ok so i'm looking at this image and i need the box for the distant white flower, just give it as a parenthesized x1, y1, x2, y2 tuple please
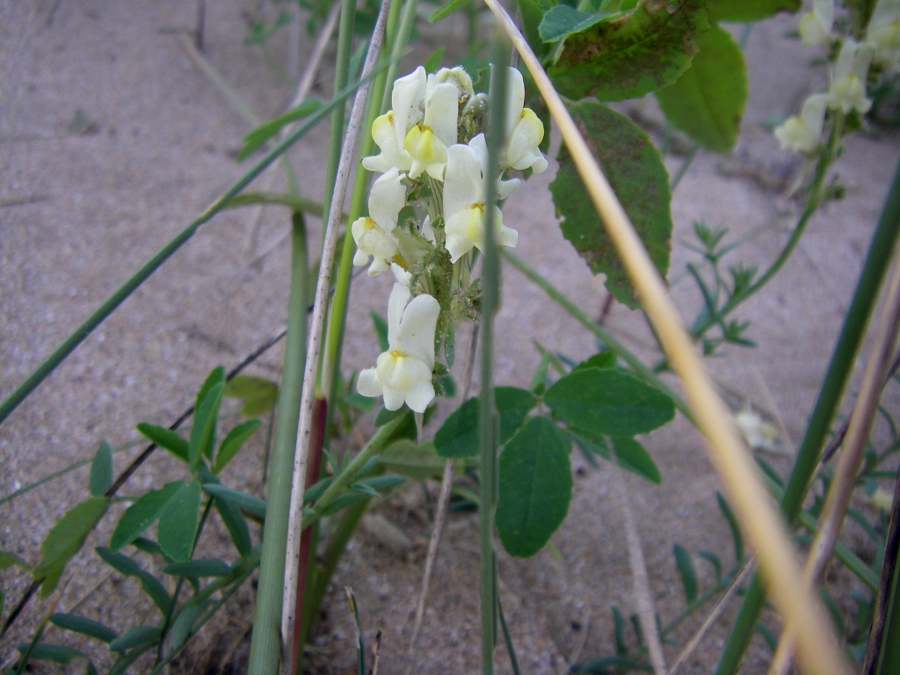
(357, 282, 440, 412)
(362, 67, 427, 174)
(501, 67, 548, 173)
(828, 39, 875, 114)
(799, 0, 835, 47)
(867, 0, 900, 68)
(443, 140, 518, 263)
(352, 168, 406, 276)
(734, 408, 779, 452)
(404, 81, 460, 180)
(774, 93, 829, 153)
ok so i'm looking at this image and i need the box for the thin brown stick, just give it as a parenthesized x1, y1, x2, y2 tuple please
(404, 323, 479, 675)
(482, 3, 849, 672)
(280, 1, 392, 670)
(768, 254, 900, 675)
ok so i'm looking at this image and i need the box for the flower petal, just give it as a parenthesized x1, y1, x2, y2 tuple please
(425, 82, 460, 148)
(387, 282, 411, 348)
(405, 381, 436, 413)
(397, 294, 440, 367)
(369, 168, 406, 229)
(443, 143, 483, 217)
(357, 368, 383, 397)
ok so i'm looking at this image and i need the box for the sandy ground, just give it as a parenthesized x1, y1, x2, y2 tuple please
(2, 0, 899, 673)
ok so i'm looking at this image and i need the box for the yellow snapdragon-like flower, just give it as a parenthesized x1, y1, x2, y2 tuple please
(828, 39, 875, 114)
(501, 67, 548, 173)
(404, 81, 459, 180)
(362, 67, 427, 174)
(351, 168, 406, 276)
(799, 0, 834, 47)
(774, 94, 829, 154)
(867, 0, 900, 68)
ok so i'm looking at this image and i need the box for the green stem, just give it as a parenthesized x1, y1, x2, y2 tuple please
(501, 249, 692, 419)
(670, 144, 699, 191)
(0, 72, 379, 427)
(382, 0, 420, 108)
(715, 154, 900, 675)
(247, 214, 308, 675)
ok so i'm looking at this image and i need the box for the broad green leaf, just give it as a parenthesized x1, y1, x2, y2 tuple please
(108, 625, 161, 653)
(518, 0, 555, 59)
(707, 0, 801, 23)
(50, 613, 118, 643)
(0, 551, 29, 571)
(34, 497, 109, 598)
(89, 441, 113, 497)
(170, 603, 204, 650)
(545, 368, 675, 437)
(157, 480, 202, 562)
(237, 99, 322, 160)
(110, 481, 184, 552)
(430, 0, 470, 23)
(435, 387, 536, 458)
(381, 440, 446, 480)
(223, 375, 279, 416)
(162, 559, 231, 577)
(550, 102, 672, 308)
(548, 0, 709, 102)
(539, 6, 615, 43)
(214, 419, 262, 473)
(497, 417, 573, 557)
(673, 544, 698, 604)
(95, 547, 171, 614)
(190, 382, 224, 467)
(202, 483, 267, 518)
(655, 26, 747, 153)
(136, 423, 189, 463)
(572, 352, 617, 372)
(16, 643, 97, 674)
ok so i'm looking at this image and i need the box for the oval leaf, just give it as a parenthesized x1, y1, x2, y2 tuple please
(162, 559, 231, 577)
(202, 483, 267, 518)
(190, 382, 224, 467)
(548, 0, 709, 102)
(89, 441, 113, 497)
(110, 481, 184, 552)
(550, 102, 672, 308)
(108, 625, 161, 654)
(215, 419, 262, 473)
(497, 416, 573, 558)
(545, 368, 675, 437)
(136, 423, 189, 463)
(95, 547, 171, 615)
(655, 25, 748, 153)
(435, 387, 536, 458)
(609, 436, 662, 484)
(539, 6, 615, 43)
(157, 480, 202, 563)
(170, 603, 204, 650)
(50, 613, 118, 643)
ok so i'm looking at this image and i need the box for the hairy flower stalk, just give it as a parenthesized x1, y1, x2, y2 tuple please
(353, 64, 546, 412)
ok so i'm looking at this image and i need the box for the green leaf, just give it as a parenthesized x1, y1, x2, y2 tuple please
(320, 492, 369, 516)
(237, 99, 322, 160)
(50, 613, 118, 643)
(95, 547, 171, 614)
(716, 492, 743, 562)
(655, 26, 747, 153)
(374, 405, 406, 428)
(497, 417, 573, 557)
(572, 352, 617, 372)
(370, 310, 389, 352)
(162, 559, 231, 577)
(435, 387, 536, 458)
(673, 544, 698, 604)
(108, 625, 161, 653)
(224, 375, 279, 416)
(170, 603, 204, 650)
(517, 0, 556, 60)
(548, 0, 709, 102)
(380, 440, 446, 480)
(609, 436, 662, 484)
(202, 483, 267, 518)
(16, 643, 96, 673)
(545, 368, 675, 437)
(429, 0, 470, 23)
(707, 0, 800, 23)
(354, 475, 406, 494)
(89, 441, 113, 497)
(157, 480, 202, 562)
(34, 496, 109, 598)
(136, 423, 189, 463)
(190, 382, 224, 467)
(0, 551, 29, 571)
(423, 47, 446, 74)
(110, 481, 184, 552)
(550, 102, 673, 308)
(214, 419, 262, 473)
(539, 6, 615, 43)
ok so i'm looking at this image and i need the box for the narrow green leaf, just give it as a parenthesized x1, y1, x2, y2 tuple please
(108, 625, 161, 653)
(89, 441, 113, 497)
(354, 475, 406, 493)
(655, 26, 747, 153)
(673, 545, 698, 604)
(545, 368, 675, 437)
(157, 480, 202, 563)
(319, 491, 369, 516)
(548, 0, 709, 101)
(214, 419, 262, 473)
(497, 417, 573, 558)
(304, 477, 334, 505)
(0, 588, 4, 618)
(716, 491, 744, 563)
(609, 436, 662, 484)
(237, 99, 322, 160)
(707, 0, 800, 23)
(381, 440, 446, 480)
(698, 550, 722, 584)
(550, 102, 673, 308)
(50, 613, 118, 643)
(170, 603, 204, 650)
(33, 496, 109, 598)
(223, 374, 279, 416)
(429, 0, 470, 23)
(190, 382, 224, 467)
(110, 481, 184, 552)
(162, 559, 231, 577)
(202, 484, 267, 518)
(423, 47, 446, 74)
(0, 551, 29, 571)
(95, 547, 171, 615)
(370, 310, 389, 352)
(435, 387, 536, 458)
(215, 497, 252, 556)
(539, 6, 614, 43)
(136, 423, 189, 463)
(16, 643, 95, 672)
